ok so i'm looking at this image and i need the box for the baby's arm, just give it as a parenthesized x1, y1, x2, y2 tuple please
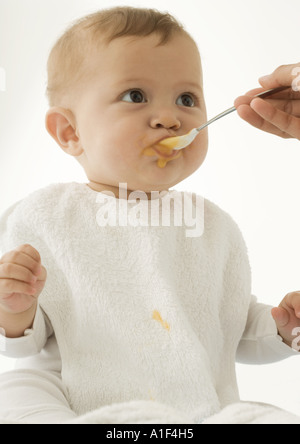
(0, 244, 47, 338)
(236, 295, 298, 364)
(271, 292, 300, 348)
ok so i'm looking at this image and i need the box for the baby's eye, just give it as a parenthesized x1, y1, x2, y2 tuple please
(121, 90, 147, 104)
(176, 94, 195, 107)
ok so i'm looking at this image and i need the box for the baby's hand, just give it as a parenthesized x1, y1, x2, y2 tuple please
(271, 292, 300, 349)
(0, 244, 46, 315)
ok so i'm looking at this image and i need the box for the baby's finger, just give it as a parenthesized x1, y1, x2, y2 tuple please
(0, 263, 38, 285)
(0, 278, 36, 297)
(283, 292, 300, 318)
(36, 265, 47, 283)
(1, 250, 42, 277)
(271, 306, 290, 328)
(250, 98, 300, 140)
(15, 244, 41, 263)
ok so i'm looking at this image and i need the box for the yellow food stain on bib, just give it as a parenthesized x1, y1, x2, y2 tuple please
(148, 390, 155, 401)
(152, 310, 170, 331)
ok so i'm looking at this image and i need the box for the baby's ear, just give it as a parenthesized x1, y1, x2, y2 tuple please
(45, 107, 83, 156)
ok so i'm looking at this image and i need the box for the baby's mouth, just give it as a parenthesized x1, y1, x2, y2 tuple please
(141, 134, 184, 168)
(142, 144, 182, 169)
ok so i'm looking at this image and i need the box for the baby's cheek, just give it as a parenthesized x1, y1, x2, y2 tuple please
(111, 146, 138, 172)
(188, 139, 208, 169)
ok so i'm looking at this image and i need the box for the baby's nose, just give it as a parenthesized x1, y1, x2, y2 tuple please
(150, 110, 181, 131)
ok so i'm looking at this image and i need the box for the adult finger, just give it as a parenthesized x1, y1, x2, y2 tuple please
(234, 89, 273, 108)
(234, 88, 299, 109)
(236, 103, 292, 138)
(250, 98, 300, 140)
(259, 63, 300, 91)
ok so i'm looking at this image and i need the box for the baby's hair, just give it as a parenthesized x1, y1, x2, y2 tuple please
(46, 6, 193, 107)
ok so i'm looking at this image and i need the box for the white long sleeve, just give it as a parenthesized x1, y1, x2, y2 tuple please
(0, 305, 52, 359)
(237, 298, 298, 364)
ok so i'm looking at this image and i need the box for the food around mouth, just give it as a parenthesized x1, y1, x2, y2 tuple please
(142, 144, 182, 168)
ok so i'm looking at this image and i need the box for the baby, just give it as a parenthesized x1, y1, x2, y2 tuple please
(0, 6, 299, 425)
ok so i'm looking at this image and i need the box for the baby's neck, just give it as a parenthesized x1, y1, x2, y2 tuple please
(87, 181, 169, 201)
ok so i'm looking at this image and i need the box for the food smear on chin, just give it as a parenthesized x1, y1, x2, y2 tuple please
(142, 145, 182, 169)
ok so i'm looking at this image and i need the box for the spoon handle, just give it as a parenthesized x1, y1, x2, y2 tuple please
(196, 86, 290, 133)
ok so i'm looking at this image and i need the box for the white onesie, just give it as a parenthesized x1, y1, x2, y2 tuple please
(0, 183, 296, 423)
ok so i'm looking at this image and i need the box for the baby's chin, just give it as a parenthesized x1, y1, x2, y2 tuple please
(136, 142, 206, 191)
(134, 157, 190, 191)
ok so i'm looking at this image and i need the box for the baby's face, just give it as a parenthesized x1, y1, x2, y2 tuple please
(72, 33, 208, 194)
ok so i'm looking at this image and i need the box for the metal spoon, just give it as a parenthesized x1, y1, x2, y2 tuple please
(159, 86, 290, 151)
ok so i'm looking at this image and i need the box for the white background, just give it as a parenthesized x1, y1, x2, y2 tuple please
(1, 0, 300, 416)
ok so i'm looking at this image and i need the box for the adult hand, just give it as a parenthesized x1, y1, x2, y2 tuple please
(234, 63, 300, 140)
